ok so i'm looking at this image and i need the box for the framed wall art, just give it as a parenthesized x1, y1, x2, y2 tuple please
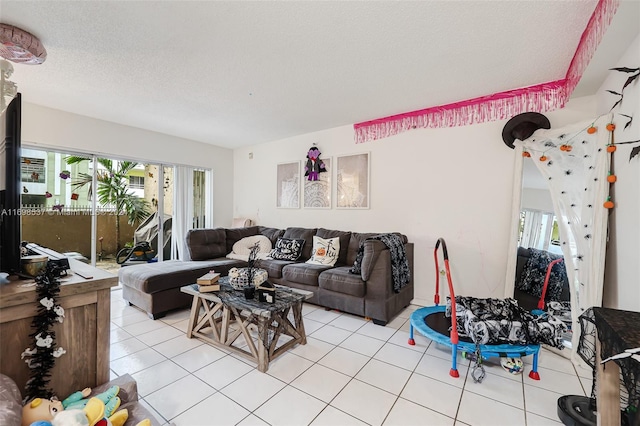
(336, 152, 369, 209)
(304, 157, 331, 209)
(276, 161, 300, 208)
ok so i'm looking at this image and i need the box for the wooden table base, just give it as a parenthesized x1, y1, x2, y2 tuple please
(185, 292, 307, 372)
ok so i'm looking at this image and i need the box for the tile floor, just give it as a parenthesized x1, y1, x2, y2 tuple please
(109, 289, 591, 426)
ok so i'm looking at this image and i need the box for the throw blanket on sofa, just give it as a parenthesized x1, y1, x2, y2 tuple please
(350, 233, 410, 293)
(445, 296, 567, 349)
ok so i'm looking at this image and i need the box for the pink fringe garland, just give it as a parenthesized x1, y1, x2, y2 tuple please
(565, 0, 619, 96)
(354, 0, 620, 143)
(354, 80, 568, 144)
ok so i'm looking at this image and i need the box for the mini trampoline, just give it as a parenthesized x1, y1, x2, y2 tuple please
(408, 238, 548, 381)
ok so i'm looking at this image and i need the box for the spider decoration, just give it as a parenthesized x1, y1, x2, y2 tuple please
(576, 255, 585, 261)
(564, 169, 573, 175)
(585, 234, 592, 240)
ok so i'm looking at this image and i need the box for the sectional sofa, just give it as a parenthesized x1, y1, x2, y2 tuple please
(119, 226, 414, 326)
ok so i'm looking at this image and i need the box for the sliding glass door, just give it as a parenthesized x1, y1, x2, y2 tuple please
(21, 148, 93, 261)
(20, 145, 211, 272)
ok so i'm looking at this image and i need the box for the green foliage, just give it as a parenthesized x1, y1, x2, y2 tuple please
(66, 157, 150, 225)
(66, 157, 151, 253)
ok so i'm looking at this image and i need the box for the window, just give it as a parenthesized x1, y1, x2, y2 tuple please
(129, 175, 145, 190)
(21, 157, 45, 183)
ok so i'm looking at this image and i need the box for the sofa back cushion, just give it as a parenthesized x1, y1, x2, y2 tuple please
(282, 227, 317, 260)
(347, 232, 379, 265)
(258, 226, 285, 246)
(187, 228, 227, 260)
(316, 228, 351, 266)
(225, 226, 260, 254)
(346, 232, 408, 265)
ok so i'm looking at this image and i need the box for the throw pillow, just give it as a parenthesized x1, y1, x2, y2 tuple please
(226, 235, 272, 261)
(269, 238, 305, 261)
(306, 236, 340, 266)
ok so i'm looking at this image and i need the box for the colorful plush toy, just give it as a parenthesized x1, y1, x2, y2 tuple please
(22, 386, 123, 426)
(50, 396, 136, 426)
(21, 397, 63, 426)
(304, 147, 327, 181)
(52, 396, 149, 426)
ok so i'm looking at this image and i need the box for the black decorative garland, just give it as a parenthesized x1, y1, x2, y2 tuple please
(22, 263, 66, 402)
(607, 66, 640, 161)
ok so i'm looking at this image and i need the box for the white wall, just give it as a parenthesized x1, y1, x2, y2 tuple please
(233, 97, 597, 305)
(599, 34, 640, 311)
(20, 102, 235, 227)
(521, 188, 554, 212)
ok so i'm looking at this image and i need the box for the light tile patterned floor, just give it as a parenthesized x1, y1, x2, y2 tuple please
(109, 289, 587, 426)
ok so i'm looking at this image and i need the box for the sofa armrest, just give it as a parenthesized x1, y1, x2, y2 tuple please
(360, 240, 386, 281)
(362, 242, 414, 323)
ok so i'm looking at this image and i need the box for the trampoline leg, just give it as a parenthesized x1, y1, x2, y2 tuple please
(450, 344, 460, 378)
(408, 324, 415, 346)
(529, 350, 541, 380)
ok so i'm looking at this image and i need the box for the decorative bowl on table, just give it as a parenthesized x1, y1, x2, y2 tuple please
(228, 267, 268, 290)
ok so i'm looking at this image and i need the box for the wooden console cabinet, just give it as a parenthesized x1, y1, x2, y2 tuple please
(0, 259, 117, 398)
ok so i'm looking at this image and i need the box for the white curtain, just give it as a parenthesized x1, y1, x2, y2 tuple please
(519, 115, 611, 360)
(520, 210, 543, 249)
(172, 166, 195, 261)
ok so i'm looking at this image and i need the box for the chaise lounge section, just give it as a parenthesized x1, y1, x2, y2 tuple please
(119, 226, 414, 325)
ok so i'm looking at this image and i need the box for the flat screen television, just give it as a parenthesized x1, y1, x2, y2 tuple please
(0, 93, 22, 274)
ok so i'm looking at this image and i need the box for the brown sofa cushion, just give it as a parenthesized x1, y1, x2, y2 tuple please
(258, 226, 285, 246)
(283, 227, 317, 260)
(225, 226, 260, 254)
(282, 263, 332, 287)
(347, 232, 378, 265)
(187, 228, 227, 260)
(255, 259, 294, 279)
(319, 267, 366, 297)
(119, 259, 243, 293)
(316, 228, 351, 266)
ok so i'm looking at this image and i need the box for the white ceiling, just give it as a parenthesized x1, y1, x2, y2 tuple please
(1, 1, 639, 149)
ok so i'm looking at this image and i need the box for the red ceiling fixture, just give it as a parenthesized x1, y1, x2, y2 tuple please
(0, 23, 47, 65)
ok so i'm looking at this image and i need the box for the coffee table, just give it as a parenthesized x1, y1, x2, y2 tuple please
(180, 277, 313, 372)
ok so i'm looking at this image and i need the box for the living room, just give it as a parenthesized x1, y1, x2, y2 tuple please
(1, 1, 639, 426)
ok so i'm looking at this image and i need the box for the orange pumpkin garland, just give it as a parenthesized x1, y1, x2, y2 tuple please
(606, 123, 616, 131)
(587, 126, 597, 134)
(607, 174, 617, 183)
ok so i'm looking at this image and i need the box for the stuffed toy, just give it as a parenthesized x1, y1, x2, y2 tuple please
(49, 396, 149, 426)
(22, 386, 122, 426)
(304, 147, 327, 181)
(21, 397, 63, 426)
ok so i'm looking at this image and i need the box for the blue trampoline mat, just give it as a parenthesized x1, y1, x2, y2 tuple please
(410, 305, 540, 358)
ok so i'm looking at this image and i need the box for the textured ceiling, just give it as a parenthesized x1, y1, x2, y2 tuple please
(1, 1, 638, 148)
